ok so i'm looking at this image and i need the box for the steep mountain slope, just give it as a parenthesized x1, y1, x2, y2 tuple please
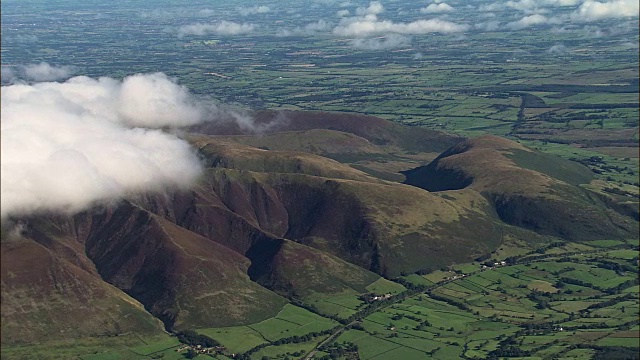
(259, 173, 502, 276)
(1, 220, 165, 344)
(154, 138, 503, 276)
(82, 202, 288, 330)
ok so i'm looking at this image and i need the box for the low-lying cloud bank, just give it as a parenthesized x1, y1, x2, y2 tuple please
(1, 62, 76, 84)
(420, 3, 455, 14)
(571, 0, 639, 21)
(350, 34, 411, 49)
(332, 1, 468, 38)
(1, 73, 207, 219)
(238, 5, 271, 16)
(480, 0, 638, 26)
(334, 18, 469, 36)
(277, 20, 331, 36)
(178, 21, 256, 37)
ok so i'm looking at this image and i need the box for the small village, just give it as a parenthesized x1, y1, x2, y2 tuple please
(176, 344, 227, 357)
(359, 293, 393, 303)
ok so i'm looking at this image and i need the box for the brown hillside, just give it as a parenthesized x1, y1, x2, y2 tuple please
(82, 202, 287, 330)
(129, 164, 502, 278)
(205, 129, 385, 157)
(192, 137, 381, 183)
(1, 224, 165, 344)
(190, 110, 464, 154)
(262, 174, 502, 276)
(249, 239, 380, 298)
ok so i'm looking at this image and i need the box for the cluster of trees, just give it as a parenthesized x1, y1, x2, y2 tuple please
(583, 345, 639, 360)
(487, 336, 563, 359)
(413, 319, 432, 331)
(487, 345, 529, 358)
(393, 278, 430, 293)
(559, 277, 602, 291)
(536, 110, 608, 124)
(427, 291, 470, 311)
(570, 156, 636, 175)
(593, 259, 637, 273)
(318, 341, 358, 360)
(527, 290, 564, 310)
(387, 311, 431, 331)
(175, 330, 219, 348)
(587, 294, 636, 311)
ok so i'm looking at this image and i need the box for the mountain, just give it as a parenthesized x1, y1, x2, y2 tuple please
(2, 111, 636, 349)
(190, 110, 464, 154)
(403, 135, 637, 240)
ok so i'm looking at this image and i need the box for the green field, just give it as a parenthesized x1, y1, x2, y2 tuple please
(197, 304, 339, 353)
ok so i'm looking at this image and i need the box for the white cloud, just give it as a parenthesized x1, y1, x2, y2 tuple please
(550, 0, 583, 5)
(198, 9, 216, 17)
(117, 73, 206, 128)
(478, 3, 503, 12)
(1, 62, 76, 84)
(420, 3, 455, 13)
(336, 9, 351, 17)
(621, 41, 639, 49)
(350, 34, 412, 49)
(1, 67, 17, 84)
(476, 0, 637, 30)
(178, 21, 256, 37)
(0, 73, 208, 219)
(547, 44, 568, 54)
(334, 18, 469, 36)
(507, 0, 584, 11)
(571, 0, 639, 21)
(356, 1, 384, 16)
(334, 1, 467, 37)
(505, 0, 545, 11)
(480, 0, 583, 14)
(506, 14, 558, 29)
(238, 5, 271, 16)
(475, 20, 502, 31)
(277, 20, 331, 36)
(21, 62, 75, 82)
(582, 25, 605, 36)
(304, 19, 331, 32)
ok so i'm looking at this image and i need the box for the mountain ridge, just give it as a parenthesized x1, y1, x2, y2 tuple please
(2, 111, 637, 346)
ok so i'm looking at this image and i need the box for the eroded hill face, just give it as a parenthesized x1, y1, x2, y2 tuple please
(2, 111, 637, 345)
(0, 216, 166, 344)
